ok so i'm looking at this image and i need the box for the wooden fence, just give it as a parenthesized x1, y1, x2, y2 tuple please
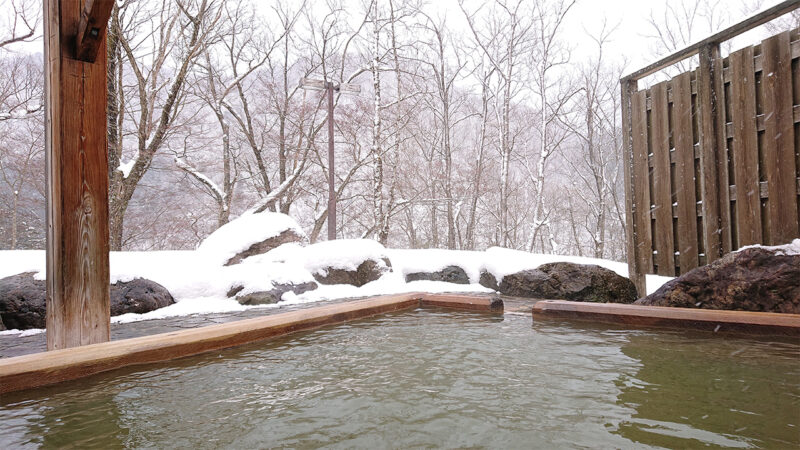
(621, 3, 800, 295)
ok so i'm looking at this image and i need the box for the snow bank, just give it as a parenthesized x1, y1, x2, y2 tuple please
(0, 250, 45, 279)
(0, 243, 674, 327)
(197, 212, 306, 265)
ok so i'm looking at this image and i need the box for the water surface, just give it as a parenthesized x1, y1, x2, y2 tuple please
(1, 309, 798, 448)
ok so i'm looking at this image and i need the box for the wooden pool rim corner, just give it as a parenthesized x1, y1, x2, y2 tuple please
(0, 292, 503, 394)
(532, 300, 800, 336)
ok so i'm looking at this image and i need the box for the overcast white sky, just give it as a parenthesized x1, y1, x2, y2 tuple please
(5, 0, 790, 85)
(429, 0, 787, 81)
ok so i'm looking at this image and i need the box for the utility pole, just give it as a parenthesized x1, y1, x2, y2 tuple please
(300, 77, 361, 240)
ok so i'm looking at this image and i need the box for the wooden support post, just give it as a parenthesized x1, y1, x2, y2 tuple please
(45, 0, 111, 350)
(621, 78, 646, 297)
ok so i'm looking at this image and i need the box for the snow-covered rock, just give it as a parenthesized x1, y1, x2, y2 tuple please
(197, 212, 307, 266)
(496, 262, 639, 303)
(637, 240, 800, 313)
(405, 265, 470, 284)
(301, 239, 392, 287)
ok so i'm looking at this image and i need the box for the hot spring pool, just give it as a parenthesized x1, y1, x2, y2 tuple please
(1, 308, 798, 448)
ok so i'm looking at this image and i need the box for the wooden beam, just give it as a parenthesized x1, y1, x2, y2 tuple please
(420, 293, 504, 312)
(75, 0, 114, 63)
(45, 0, 111, 350)
(532, 300, 800, 336)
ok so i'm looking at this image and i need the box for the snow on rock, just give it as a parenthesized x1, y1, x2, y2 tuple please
(197, 212, 307, 266)
(300, 239, 390, 275)
(388, 248, 486, 283)
(481, 246, 629, 281)
(737, 238, 800, 256)
(0, 250, 45, 280)
(224, 259, 316, 298)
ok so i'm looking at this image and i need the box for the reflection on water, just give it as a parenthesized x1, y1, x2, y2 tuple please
(0, 309, 798, 449)
(614, 330, 800, 448)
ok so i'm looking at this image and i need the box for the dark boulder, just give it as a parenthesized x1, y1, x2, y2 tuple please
(478, 270, 500, 291)
(314, 258, 392, 287)
(110, 278, 175, 316)
(405, 265, 469, 284)
(228, 281, 318, 306)
(635, 246, 800, 313)
(498, 262, 638, 303)
(224, 229, 306, 266)
(0, 272, 45, 329)
(0, 273, 175, 330)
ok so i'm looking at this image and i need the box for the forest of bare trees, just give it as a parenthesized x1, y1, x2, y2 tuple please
(0, 0, 793, 260)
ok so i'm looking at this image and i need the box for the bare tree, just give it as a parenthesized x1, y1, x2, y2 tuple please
(107, 0, 224, 250)
(524, 0, 577, 253)
(0, 0, 38, 50)
(460, 0, 533, 247)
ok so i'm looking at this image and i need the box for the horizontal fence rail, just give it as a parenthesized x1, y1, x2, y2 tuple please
(621, 10, 800, 295)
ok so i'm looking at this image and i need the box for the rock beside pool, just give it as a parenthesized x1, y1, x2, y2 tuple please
(228, 281, 318, 305)
(478, 270, 499, 291)
(0, 272, 46, 329)
(635, 244, 800, 313)
(0, 314, 5, 331)
(110, 278, 175, 316)
(314, 258, 392, 287)
(0, 273, 176, 330)
(405, 265, 469, 284)
(497, 262, 638, 303)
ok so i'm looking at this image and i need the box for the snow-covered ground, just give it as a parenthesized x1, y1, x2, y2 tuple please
(0, 244, 672, 335)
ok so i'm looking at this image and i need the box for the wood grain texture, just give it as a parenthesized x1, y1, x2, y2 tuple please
(761, 31, 799, 245)
(729, 46, 763, 246)
(532, 300, 800, 336)
(45, 0, 111, 350)
(672, 72, 699, 271)
(650, 82, 675, 276)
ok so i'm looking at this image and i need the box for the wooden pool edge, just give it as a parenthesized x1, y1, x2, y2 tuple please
(532, 300, 800, 336)
(0, 292, 503, 394)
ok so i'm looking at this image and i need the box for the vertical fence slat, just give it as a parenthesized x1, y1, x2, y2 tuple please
(631, 89, 653, 277)
(621, 79, 646, 296)
(697, 44, 730, 263)
(651, 82, 675, 276)
(761, 31, 799, 245)
(672, 72, 699, 271)
(729, 46, 762, 246)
